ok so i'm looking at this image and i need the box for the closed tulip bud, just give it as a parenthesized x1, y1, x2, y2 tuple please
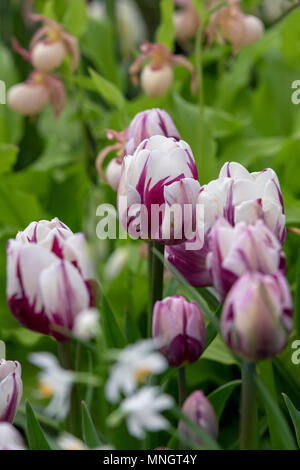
(106, 158, 123, 191)
(152, 295, 206, 367)
(141, 63, 174, 98)
(0, 423, 26, 450)
(0, 360, 23, 423)
(8, 81, 49, 116)
(198, 161, 286, 244)
(118, 135, 199, 244)
(179, 391, 218, 446)
(221, 271, 293, 361)
(207, 218, 285, 300)
(125, 108, 180, 155)
(32, 41, 68, 72)
(6, 218, 95, 340)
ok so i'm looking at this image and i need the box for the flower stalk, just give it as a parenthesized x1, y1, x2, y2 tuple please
(240, 361, 258, 450)
(148, 242, 165, 337)
(178, 367, 187, 407)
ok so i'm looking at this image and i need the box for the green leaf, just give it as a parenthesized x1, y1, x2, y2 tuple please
(0, 143, 18, 173)
(63, 0, 87, 36)
(282, 393, 300, 448)
(208, 380, 241, 420)
(255, 376, 297, 450)
(89, 68, 126, 109)
(25, 401, 52, 450)
(124, 309, 141, 343)
(203, 335, 239, 366)
(81, 401, 102, 449)
(101, 295, 126, 349)
(156, 0, 175, 51)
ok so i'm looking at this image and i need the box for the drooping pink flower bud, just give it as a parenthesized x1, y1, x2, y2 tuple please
(105, 158, 123, 191)
(152, 295, 206, 367)
(173, 0, 200, 43)
(221, 271, 293, 361)
(96, 129, 127, 191)
(8, 71, 65, 117)
(6, 218, 95, 341)
(30, 14, 79, 72)
(130, 41, 198, 98)
(207, 218, 286, 300)
(125, 108, 180, 155)
(0, 423, 26, 450)
(118, 135, 199, 244)
(179, 391, 218, 446)
(0, 360, 23, 423)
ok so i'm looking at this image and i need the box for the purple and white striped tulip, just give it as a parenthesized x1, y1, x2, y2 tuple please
(125, 108, 180, 155)
(0, 360, 22, 423)
(0, 423, 26, 450)
(199, 161, 286, 244)
(221, 271, 293, 361)
(207, 218, 286, 300)
(179, 391, 218, 446)
(6, 218, 95, 340)
(152, 295, 206, 367)
(118, 135, 199, 244)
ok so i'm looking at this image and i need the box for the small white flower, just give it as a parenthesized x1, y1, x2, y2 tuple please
(57, 433, 86, 450)
(121, 386, 174, 439)
(104, 248, 129, 280)
(29, 352, 75, 420)
(105, 339, 168, 403)
(73, 308, 100, 341)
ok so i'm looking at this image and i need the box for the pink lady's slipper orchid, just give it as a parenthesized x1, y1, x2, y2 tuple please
(221, 271, 293, 361)
(207, 218, 286, 300)
(0, 360, 22, 423)
(27, 14, 79, 72)
(206, 0, 264, 53)
(152, 295, 206, 367)
(96, 129, 127, 191)
(130, 41, 198, 98)
(6, 218, 96, 341)
(7, 70, 65, 117)
(173, 0, 200, 43)
(179, 391, 218, 446)
(166, 161, 286, 287)
(118, 135, 200, 244)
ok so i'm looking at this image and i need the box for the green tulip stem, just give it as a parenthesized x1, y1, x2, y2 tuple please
(241, 361, 258, 450)
(148, 242, 165, 337)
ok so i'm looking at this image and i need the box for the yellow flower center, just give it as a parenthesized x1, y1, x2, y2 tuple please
(38, 382, 54, 399)
(134, 367, 152, 384)
(47, 28, 61, 43)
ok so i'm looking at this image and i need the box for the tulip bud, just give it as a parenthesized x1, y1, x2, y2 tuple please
(0, 360, 23, 423)
(221, 271, 293, 361)
(32, 41, 68, 72)
(207, 218, 285, 300)
(152, 295, 206, 367)
(141, 64, 174, 98)
(118, 135, 199, 244)
(125, 108, 180, 155)
(106, 158, 122, 191)
(7, 82, 49, 116)
(6, 218, 95, 340)
(0, 423, 26, 450)
(179, 391, 218, 446)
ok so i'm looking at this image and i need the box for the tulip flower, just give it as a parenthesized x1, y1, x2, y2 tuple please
(179, 391, 218, 446)
(129, 41, 197, 98)
(125, 108, 180, 156)
(207, 218, 286, 300)
(7, 71, 65, 117)
(198, 162, 286, 244)
(26, 14, 79, 72)
(0, 423, 26, 450)
(118, 135, 200, 243)
(206, 0, 264, 54)
(221, 271, 293, 361)
(6, 218, 95, 340)
(152, 295, 206, 367)
(173, 0, 200, 43)
(0, 360, 23, 423)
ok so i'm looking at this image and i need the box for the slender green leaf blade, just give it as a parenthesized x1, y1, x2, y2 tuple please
(283, 393, 300, 448)
(208, 380, 241, 420)
(81, 401, 102, 449)
(89, 68, 126, 109)
(25, 401, 51, 450)
(156, 0, 175, 51)
(101, 295, 126, 348)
